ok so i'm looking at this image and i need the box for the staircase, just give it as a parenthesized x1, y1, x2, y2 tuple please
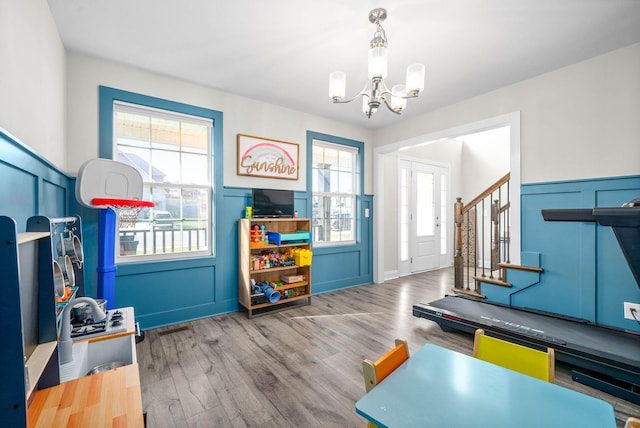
(453, 173, 542, 297)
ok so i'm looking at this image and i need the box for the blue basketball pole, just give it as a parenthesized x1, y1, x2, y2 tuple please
(97, 208, 117, 310)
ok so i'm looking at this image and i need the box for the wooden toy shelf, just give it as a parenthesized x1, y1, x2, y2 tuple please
(1, 215, 85, 426)
(238, 218, 312, 318)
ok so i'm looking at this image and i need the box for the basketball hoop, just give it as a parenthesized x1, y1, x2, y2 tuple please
(92, 198, 155, 228)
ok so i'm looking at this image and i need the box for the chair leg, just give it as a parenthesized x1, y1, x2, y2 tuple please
(472, 328, 484, 357)
(547, 347, 555, 383)
(394, 338, 409, 356)
(363, 359, 377, 393)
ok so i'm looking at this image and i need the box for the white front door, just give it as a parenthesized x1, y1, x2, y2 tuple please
(398, 160, 448, 276)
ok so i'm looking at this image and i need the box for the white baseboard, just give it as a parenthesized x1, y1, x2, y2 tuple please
(384, 270, 399, 281)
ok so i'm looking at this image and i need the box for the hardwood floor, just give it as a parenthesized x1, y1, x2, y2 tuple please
(136, 268, 639, 427)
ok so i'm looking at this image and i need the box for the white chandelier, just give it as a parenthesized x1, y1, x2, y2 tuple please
(329, 8, 425, 118)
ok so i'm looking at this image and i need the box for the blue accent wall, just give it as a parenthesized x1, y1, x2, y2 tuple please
(0, 128, 69, 230)
(512, 176, 640, 332)
(83, 90, 376, 329)
(1, 100, 376, 331)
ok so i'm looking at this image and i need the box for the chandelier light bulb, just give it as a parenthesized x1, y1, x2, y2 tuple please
(362, 96, 370, 114)
(329, 71, 347, 100)
(368, 46, 388, 79)
(391, 84, 407, 112)
(406, 63, 426, 96)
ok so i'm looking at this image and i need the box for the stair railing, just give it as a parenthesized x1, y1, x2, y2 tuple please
(454, 173, 511, 294)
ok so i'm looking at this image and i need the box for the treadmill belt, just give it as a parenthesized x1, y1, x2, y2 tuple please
(413, 295, 640, 379)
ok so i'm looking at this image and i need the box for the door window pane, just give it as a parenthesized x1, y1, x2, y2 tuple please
(400, 167, 409, 261)
(416, 171, 434, 236)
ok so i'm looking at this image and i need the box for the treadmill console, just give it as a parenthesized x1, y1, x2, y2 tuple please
(622, 198, 640, 207)
(542, 198, 640, 288)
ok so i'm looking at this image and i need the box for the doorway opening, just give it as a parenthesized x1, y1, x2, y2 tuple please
(373, 112, 521, 283)
(397, 160, 449, 276)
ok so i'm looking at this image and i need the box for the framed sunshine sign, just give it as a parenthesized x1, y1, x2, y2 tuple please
(237, 134, 299, 180)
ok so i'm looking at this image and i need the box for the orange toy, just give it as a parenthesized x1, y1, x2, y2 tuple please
(250, 225, 267, 247)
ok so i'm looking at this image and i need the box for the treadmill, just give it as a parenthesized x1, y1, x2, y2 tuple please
(413, 201, 640, 404)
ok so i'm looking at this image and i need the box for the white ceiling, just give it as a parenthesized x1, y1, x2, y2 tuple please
(47, 0, 640, 129)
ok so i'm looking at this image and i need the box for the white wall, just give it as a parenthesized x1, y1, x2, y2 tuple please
(401, 139, 464, 204)
(374, 42, 640, 184)
(65, 53, 373, 191)
(0, 0, 66, 169)
(460, 126, 510, 202)
(382, 154, 399, 274)
(372, 44, 640, 281)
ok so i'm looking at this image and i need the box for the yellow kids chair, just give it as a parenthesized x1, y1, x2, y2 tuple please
(473, 328, 555, 382)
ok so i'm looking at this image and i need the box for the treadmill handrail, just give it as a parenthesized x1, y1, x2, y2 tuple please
(542, 206, 640, 288)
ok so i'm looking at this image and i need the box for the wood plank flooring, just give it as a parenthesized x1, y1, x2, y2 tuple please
(136, 268, 640, 427)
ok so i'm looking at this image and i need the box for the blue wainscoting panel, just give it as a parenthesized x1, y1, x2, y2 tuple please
(0, 128, 70, 230)
(519, 190, 595, 319)
(312, 194, 374, 294)
(41, 179, 67, 219)
(1, 124, 376, 330)
(0, 162, 37, 226)
(520, 176, 640, 332)
(482, 252, 543, 305)
(595, 188, 640, 330)
(70, 196, 100, 298)
(95, 187, 317, 329)
(116, 261, 219, 328)
(313, 248, 361, 292)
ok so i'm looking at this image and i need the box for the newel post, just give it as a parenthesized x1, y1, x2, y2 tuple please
(454, 197, 463, 289)
(491, 199, 500, 272)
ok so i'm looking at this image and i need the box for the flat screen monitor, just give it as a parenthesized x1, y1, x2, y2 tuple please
(252, 189, 294, 218)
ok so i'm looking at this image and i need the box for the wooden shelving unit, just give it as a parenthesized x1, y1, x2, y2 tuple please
(1, 215, 85, 426)
(1, 217, 55, 427)
(238, 218, 312, 318)
(25, 341, 57, 398)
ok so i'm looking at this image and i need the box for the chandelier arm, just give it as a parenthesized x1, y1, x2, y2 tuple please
(389, 93, 420, 100)
(381, 95, 402, 115)
(331, 85, 370, 104)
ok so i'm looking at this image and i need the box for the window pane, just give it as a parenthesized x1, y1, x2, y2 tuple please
(313, 166, 325, 192)
(116, 112, 150, 143)
(338, 171, 352, 193)
(338, 151, 353, 170)
(312, 140, 357, 245)
(151, 117, 180, 150)
(324, 148, 338, 167)
(152, 150, 181, 183)
(183, 188, 209, 221)
(181, 122, 208, 154)
(313, 146, 324, 166)
(114, 102, 212, 260)
(117, 146, 151, 179)
(182, 153, 208, 185)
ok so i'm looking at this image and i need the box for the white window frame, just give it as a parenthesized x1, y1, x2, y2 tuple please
(312, 139, 357, 247)
(113, 101, 213, 262)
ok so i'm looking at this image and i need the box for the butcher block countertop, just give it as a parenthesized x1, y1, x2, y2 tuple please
(27, 363, 144, 428)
